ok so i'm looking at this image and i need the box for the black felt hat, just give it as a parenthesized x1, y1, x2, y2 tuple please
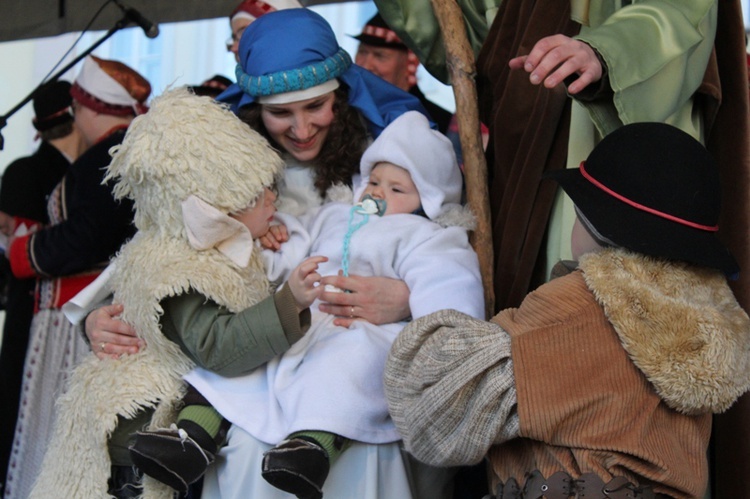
(351, 13, 408, 50)
(545, 122, 738, 275)
(32, 80, 74, 132)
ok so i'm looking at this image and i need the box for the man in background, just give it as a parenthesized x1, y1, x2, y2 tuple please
(353, 12, 452, 134)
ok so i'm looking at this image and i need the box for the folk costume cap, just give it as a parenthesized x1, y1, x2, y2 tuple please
(217, 8, 432, 138)
(354, 111, 461, 220)
(71, 55, 151, 116)
(351, 13, 419, 87)
(105, 88, 283, 255)
(545, 122, 738, 275)
(351, 13, 408, 50)
(229, 0, 302, 23)
(32, 80, 74, 132)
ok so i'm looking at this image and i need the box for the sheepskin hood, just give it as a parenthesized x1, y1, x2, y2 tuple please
(353, 110, 462, 220)
(105, 87, 284, 238)
(579, 248, 750, 414)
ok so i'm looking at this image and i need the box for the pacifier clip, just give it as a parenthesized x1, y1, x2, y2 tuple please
(341, 195, 386, 277)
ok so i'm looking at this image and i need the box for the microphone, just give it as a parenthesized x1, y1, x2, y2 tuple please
(122, 6, 160, 39)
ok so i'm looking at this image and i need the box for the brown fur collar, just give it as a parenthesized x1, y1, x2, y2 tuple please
(579, 248, 750, 415)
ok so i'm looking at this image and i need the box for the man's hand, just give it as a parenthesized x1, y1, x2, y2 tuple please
(509, 35, 602, 95)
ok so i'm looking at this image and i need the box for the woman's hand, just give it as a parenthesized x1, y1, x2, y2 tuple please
(288, 256, 327, 312)
(85, 303, 143, 359)
(509, 35, 602, 95)
(318, 273, 411, 327)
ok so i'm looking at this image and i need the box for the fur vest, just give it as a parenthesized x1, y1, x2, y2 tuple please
(490, 248, 750, 497)
(30, 232, 269, 499)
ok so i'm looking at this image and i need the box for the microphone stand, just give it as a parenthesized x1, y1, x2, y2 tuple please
(0, 11, 136, 151)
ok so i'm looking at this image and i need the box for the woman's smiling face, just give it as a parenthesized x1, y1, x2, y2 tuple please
(260, 92, 336, 163)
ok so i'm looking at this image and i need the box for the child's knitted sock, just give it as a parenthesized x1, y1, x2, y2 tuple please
(177, 383, 231, 449)
(177, 405, 227, 449)
(289, 430, 351, 464)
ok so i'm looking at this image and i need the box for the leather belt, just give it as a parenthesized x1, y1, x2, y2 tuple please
(483, 470, 670, 499)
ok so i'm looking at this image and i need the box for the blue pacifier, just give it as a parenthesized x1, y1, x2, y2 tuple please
(355, 194, 387, 216)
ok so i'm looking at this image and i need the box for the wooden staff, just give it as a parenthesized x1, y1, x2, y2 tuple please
(429, 0, 494, 318)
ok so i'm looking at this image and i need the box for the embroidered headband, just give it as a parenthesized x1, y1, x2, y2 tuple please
(235, 47, 352, 98)
(72, 56, 150, 116)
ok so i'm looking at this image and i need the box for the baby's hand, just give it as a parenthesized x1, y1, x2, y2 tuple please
(288, 256, 328, 312)
(259, 224, 289, 251)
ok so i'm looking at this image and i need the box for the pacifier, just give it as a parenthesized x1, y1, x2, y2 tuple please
(356, 194, 387, 216)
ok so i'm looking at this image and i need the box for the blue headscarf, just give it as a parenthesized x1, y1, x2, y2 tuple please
(217, 8, 433, 138)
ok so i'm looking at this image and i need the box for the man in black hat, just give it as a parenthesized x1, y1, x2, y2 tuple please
(384, 122, 750, 499)
(353, 13, 453, 134)
(0, 79, 84, 491)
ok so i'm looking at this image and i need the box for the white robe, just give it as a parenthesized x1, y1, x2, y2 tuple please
(186, 203, 484, 445)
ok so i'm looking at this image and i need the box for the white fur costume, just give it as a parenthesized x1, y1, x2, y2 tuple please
(29, 88, 283, 499)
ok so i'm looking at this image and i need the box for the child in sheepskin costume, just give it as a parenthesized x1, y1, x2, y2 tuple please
(172, 111, 485, 499)
(384, 123, 750, 498)
(28, 88, 321, 499)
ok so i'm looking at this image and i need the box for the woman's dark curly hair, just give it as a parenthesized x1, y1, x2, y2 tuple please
(236, 86, 369, 198)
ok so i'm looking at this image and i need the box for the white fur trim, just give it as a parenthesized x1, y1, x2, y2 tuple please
(324, 183, 355, 204)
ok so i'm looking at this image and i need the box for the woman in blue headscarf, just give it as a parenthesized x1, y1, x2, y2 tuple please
(215, 7, 437, 331)
(219, 7, 432, 217)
